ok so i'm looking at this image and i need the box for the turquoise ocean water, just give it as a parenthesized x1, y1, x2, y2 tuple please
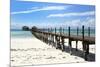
(11, 29, 34, 38)
(11, 29, 95, 38)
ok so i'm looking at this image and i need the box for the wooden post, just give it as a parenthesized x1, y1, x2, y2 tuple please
(60, 27, 62, 43)
(68, 26, 72, 55)
(55, 27, 56, 34)
(68, 26, 70, 37)
(42, 31, 44, 42)
(50, 28, 52, 45)
(77, 27, 79, 36)
(88, 27, 90, 37)
(84, 42, 89, 61)
(82, 25, 85, 50)
(60, 27, 64, 51)
(44, 33, 46, 42)
(48, 28, 50, 45)
(52, 28, 54, 47)
(54, 27, 57, 47)
(45, 32, 48, 43)
(63, 28, 64, 34)
(86, 43, 89, 54)
(47, 28, 49, 44)
(76, 27, 78, 51)
(50, 27, 52, 45)
(82, 25, 88, 61)
(61, 37, 65, 51)
(60, 27, 62, 35)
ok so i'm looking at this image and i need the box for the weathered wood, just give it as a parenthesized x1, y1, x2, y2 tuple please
(69, 39, 72, 55)
(86, 43, 89, 54)
(76, 27, 79, 51)
(55, 35, 58, 49)
(68, 26, 72, 55)
(77, 27, 79, 36)
(55, 27, 56, 34)
(82, 26, 89, 61)
(68, 26, 70, 37)
(76, 41, 78, 51)
(59, 27, 62, 35)
(54, 28, 57, 48)
(56, 36, 60, 49)
(61, 37, 65, 51)
(84, 42, 89, 61)
(82, 25, 85, 51)
(88, 27, 90, 37)
(63, 28, 64, 34)
(30, 26, 95, 61)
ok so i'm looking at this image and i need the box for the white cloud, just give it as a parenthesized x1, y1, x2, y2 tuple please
(47, 11, 95, 18)
(11, 22, 58, 29)
(42, 17, 95, 28)
(63, 17, 95, 27)
(11, 6, 68, 15)
(11, 17, 95, 29)
(11, 22, 35, 29)
(17, 0, 95, 5)
(82, 18, 95, 27)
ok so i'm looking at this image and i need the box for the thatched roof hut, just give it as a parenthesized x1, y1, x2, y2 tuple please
(22, 26, 29, 31)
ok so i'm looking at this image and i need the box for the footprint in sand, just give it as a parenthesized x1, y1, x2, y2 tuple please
(45, 56, 55, 59)
(62, 56, 66, 58)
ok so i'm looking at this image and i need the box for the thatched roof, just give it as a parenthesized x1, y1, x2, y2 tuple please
(22, 26, 29, 31)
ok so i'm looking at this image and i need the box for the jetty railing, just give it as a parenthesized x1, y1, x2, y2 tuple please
(30, 25, 95, 61)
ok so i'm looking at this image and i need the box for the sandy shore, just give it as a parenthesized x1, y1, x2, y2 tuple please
(11, 37, 95, 66)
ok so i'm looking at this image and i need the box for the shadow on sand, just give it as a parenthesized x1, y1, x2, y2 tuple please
(57, 45, 95, 61)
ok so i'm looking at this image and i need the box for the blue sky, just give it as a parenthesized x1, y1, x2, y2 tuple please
(11, 0, 95, 29)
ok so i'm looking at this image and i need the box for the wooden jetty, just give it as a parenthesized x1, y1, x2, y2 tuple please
(30, 26, 95, 61)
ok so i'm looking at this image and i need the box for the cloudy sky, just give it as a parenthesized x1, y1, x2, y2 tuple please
(11, 0, 95, 29)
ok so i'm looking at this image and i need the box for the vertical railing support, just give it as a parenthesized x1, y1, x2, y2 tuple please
(63, 28, 64, 34)
(76, 27, 79, 51)
(68, 26, 70, 37)
(88, 27, 90, 37)
(68, 26, 72, 55)
(55, 27, 58, 48)
(82, 25, 88, 61)
(82, 25, 85, 51)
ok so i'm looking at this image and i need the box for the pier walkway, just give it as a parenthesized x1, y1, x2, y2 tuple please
(30, 26, 95, 61)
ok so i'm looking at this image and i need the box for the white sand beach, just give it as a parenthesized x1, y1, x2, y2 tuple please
(11, 37, 95, 66)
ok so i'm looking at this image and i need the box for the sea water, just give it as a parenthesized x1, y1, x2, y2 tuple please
(45, 29, 95, 37)
(11, 29, 34, 38)
(11, 28, 95, 38)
